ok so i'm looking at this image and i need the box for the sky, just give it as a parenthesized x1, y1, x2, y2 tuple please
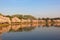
(0, 0, 60, 18)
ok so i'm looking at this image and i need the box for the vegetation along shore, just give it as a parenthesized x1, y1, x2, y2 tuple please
(0, 13, 60, 25)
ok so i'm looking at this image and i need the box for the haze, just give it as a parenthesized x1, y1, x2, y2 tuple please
(0, 0, 60, 18)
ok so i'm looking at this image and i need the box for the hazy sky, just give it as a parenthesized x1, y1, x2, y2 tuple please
(0, 0, 60, 18)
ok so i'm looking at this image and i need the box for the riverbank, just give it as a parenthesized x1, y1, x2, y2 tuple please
(0, 13, 60, 24)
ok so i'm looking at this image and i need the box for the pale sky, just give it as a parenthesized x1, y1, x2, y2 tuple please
(0, 0, 60, 18)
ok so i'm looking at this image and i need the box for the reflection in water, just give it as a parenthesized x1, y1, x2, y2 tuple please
(0, 23, 60, 40)
(0, 23, 60, 34)
(0, 25, 11, 35)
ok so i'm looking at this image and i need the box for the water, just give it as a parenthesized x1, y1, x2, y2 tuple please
(0, 23, 60, 40)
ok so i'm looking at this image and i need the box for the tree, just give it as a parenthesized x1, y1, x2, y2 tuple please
(23, 15, 37, 20)
(0, 13, 3, 16)
(38, 18, 41, 20)
(6, 15, 13, 20)
(12, 14, 23, 19)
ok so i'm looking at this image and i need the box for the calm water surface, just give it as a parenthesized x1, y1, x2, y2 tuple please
(0, 24, 60, 40)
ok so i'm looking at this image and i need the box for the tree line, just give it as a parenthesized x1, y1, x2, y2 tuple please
(0, 13, 60, 20)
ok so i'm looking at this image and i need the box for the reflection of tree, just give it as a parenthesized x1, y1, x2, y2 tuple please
(10, 24, 36, 32)
(11, 26, 36, 32)
(0, 23, 60, 34)
(0, 25, 11, 35)
(54, 25, 60, 27)
(23, 26, 36, 32)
